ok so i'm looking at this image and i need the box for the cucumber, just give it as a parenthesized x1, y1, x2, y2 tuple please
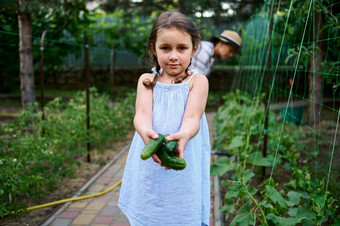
(141, 134, 165, 160)
(163, 134, 177, 155)
(164, 140, 178, 155)
(156, 145, 186, 170)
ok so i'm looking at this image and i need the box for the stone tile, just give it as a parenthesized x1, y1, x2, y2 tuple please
(96, 192, 115, 202)
(69, 202, 88, 209)
(97, 176, 112, 184)
(112, 214, 129, 223)
(107, 200, 118, 207)
(50, 218, 73, 226)
(99, 206, 121, 216)
(84, 202, 106, 211)
(106, 164, 123, 175)
(81, 210, 98, 215)
(88, 184, 106, 193)
(59, 210, 81, 218)
(72, 213, 96, 224)
(93, 216, 115, 224)
(111, 223, 130, 226)
(114, 171, 124, 177)
(107, 178, 122, 187)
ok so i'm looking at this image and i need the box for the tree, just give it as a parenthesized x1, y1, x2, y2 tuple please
(0, 0, 90, 108)
(18, 0, 35, 108)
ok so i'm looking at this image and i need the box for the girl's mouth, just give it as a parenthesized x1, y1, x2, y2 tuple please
(168, 64, 179, 68)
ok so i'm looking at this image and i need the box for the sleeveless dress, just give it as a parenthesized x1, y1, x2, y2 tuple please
(118, 72, 211, 226)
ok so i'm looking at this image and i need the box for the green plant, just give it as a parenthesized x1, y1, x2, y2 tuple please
(0, 88, 135, 217)
(210, 91, 339, 225)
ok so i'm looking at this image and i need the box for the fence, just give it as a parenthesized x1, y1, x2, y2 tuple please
(232, 0, 339, 213)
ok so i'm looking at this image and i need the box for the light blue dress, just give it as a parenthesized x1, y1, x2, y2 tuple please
(118, 72, 211, 226)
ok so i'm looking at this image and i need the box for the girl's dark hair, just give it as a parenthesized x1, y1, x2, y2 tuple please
(143, 11, 201, 88)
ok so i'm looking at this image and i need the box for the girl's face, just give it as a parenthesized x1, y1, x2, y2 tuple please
(153, 27, 195, 77)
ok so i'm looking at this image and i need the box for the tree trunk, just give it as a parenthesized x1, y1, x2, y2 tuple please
(308, 11, 323, 125)
(18, 7, 36, 108)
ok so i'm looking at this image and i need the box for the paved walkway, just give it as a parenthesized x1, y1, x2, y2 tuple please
(43, 145, 130, 226)
(42, 113, 221, 226)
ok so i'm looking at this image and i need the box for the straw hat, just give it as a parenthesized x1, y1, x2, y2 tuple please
(219, 30, 242, 55)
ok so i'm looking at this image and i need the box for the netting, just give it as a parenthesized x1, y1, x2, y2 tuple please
(227, 0, 339, 222)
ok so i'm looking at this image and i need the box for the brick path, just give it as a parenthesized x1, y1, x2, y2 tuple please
(43, 112, 221, 226)
(43, 146, 130, 226)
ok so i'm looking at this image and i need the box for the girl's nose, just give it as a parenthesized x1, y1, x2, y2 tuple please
(169, 50, 178, 60)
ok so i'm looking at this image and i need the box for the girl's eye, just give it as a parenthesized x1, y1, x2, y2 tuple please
(179, 46, 187, 51)
(160, 46, 169, 50)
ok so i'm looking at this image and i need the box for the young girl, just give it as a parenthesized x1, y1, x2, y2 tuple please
(118, 11, 211, 226)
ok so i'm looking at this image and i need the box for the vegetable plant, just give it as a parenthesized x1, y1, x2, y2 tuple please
(211, 90, 339, 225)
(0, 88, 135, 217)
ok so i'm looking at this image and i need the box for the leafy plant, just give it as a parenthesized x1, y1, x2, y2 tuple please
(210, 91, 339, 225)
(0, 88, 135, 217)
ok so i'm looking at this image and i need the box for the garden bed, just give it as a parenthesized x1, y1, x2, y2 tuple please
(0, 133, 133, 225)
(0, 97, 134, 225)
(0, 90, 136, 224)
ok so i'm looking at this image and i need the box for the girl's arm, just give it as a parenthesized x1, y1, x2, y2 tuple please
(134, 73, 162, 164)
(167, 74, 209, 159)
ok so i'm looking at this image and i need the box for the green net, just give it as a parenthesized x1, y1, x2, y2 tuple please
(229, 0, 339, 221)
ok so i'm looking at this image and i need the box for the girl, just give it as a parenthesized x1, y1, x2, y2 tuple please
(118, 11, 210, 226)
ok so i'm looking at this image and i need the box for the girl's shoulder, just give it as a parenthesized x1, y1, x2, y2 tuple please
(138, 72, 155, 83)
(140, 72, 155, 80)
(188, 72, 209, 90)
(189, 72, 208, 84)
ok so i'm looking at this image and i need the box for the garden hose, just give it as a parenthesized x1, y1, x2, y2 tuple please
(9, 178, 122, 214)
(0, 112, 19, 117)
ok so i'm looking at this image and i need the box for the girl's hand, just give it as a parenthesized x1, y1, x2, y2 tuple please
(151, 153, 162, 166)
(165, 131, 190, 159)
(139, 129, 162, 165)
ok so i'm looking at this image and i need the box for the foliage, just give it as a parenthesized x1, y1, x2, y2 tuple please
(0, 88, 135, 216)
(0, 0, 91, 92)
(89, 11, 155, 59)
(211, 91, 339, 225)
(279, 0, 340, 89)
(98, 0, 264, 25)
(0, 6, 20, 93)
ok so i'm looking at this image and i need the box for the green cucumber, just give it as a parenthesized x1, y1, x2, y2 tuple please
(156, 145, 186, 170)
(163, 134, 177, 155)
(164, 140, 178, 155)
(141, 134, 165, 160)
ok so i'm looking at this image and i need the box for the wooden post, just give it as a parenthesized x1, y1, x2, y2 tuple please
(85, 36, 91, 163)
(263, 0, 274, 179)
(110, 44, 115, 101)
(40, 30, 47, 120)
